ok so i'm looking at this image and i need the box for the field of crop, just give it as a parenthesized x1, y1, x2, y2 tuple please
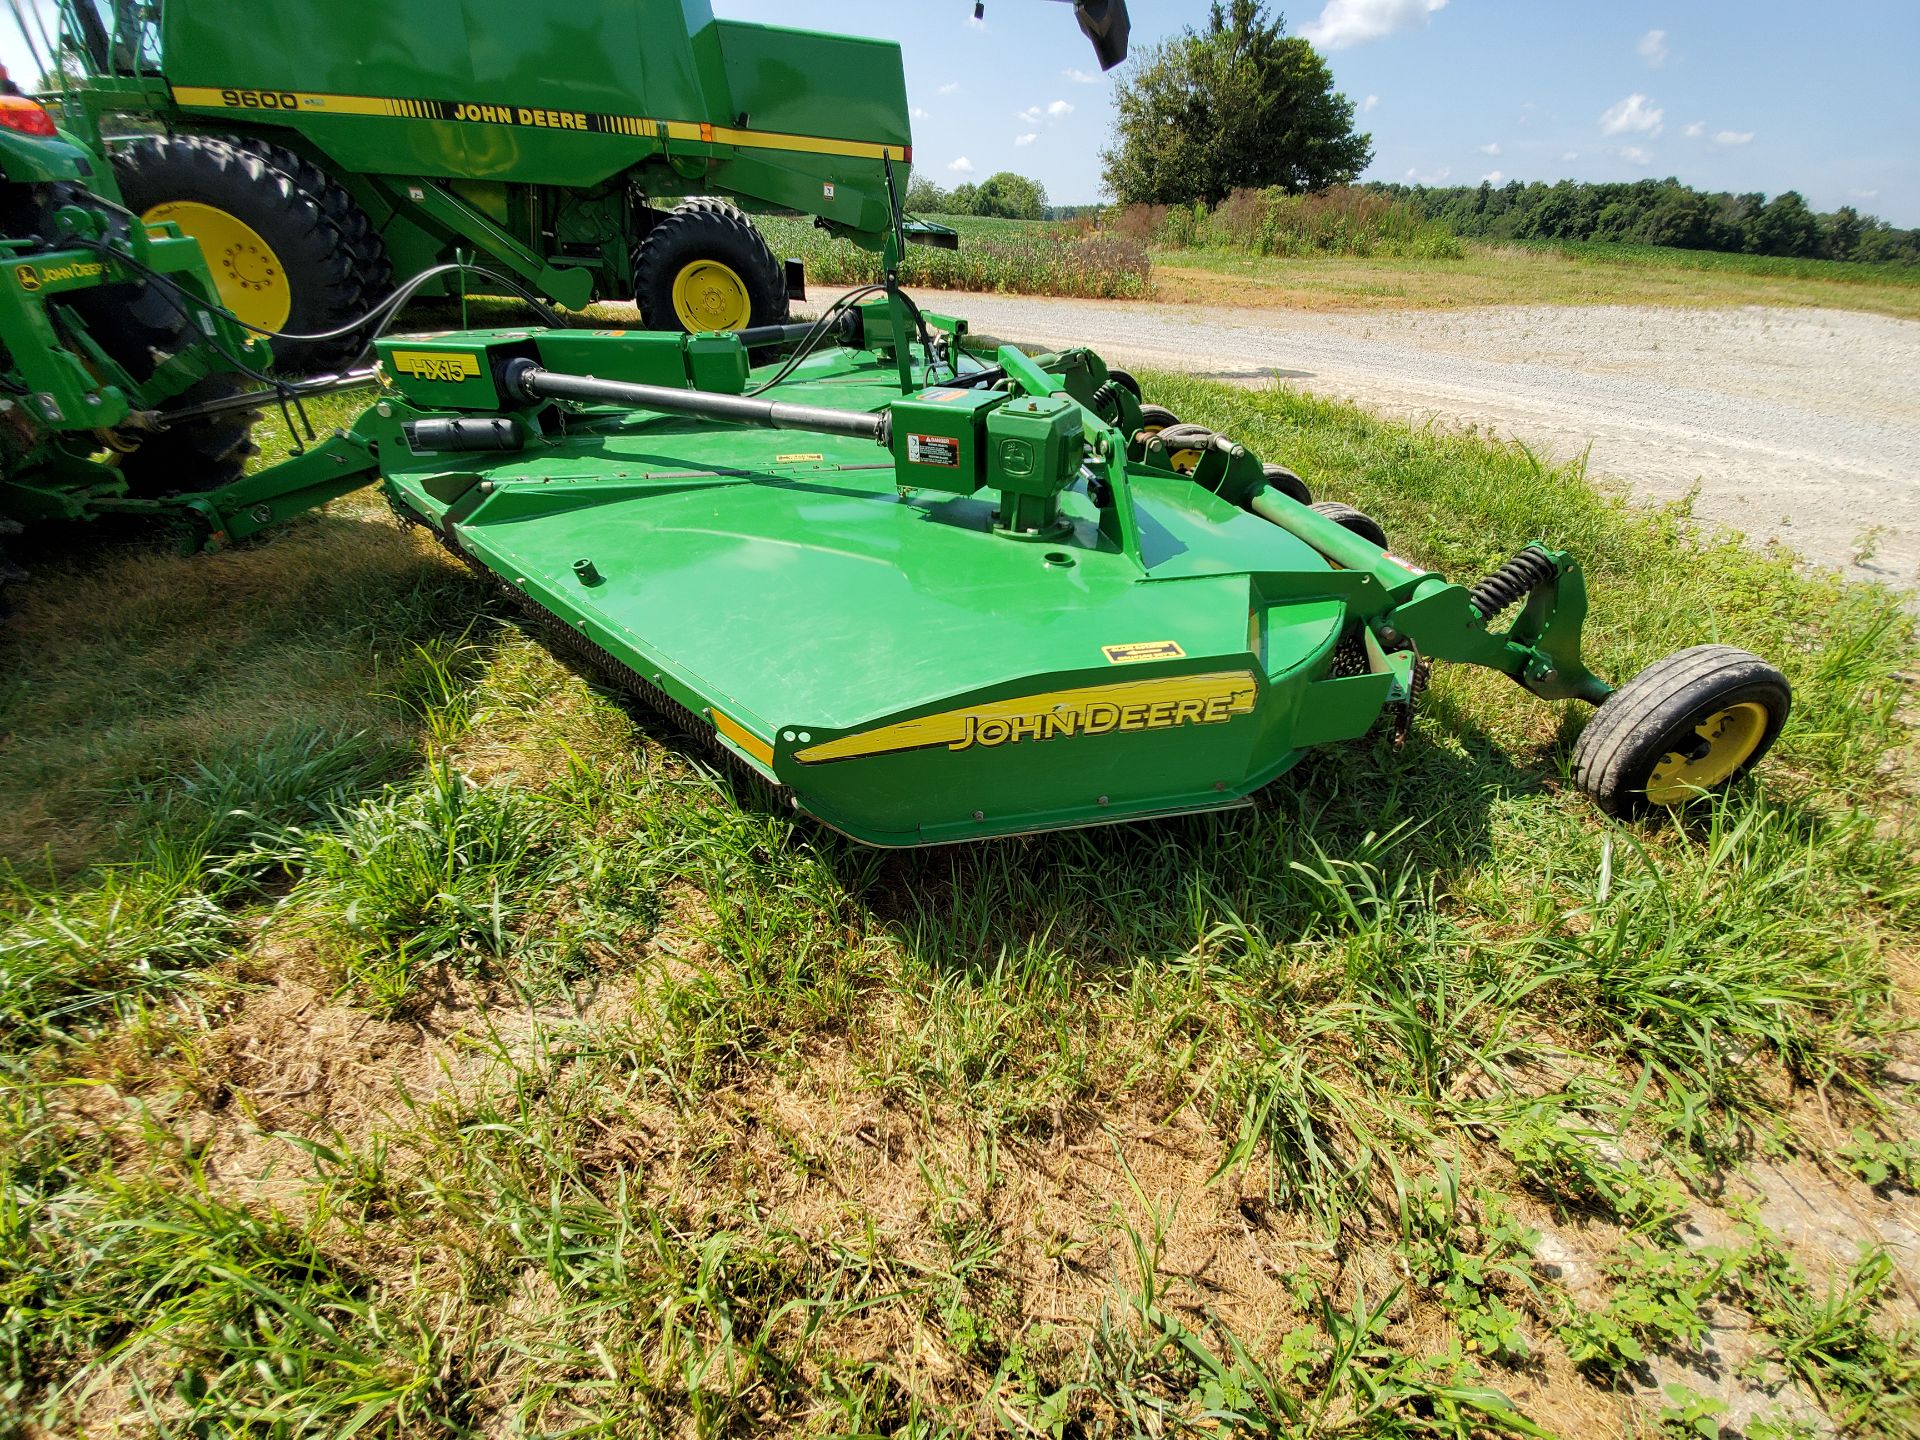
(3, 370, 1919, 1435)
(757, 213, 1150, 300)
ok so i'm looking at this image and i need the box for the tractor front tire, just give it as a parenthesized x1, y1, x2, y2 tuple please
(111, 134, 374, 372)
(118, 375, 260, 498)
(633, 199, 786, 333)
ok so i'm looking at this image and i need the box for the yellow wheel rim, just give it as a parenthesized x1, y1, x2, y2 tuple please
(1645, 701, 1770, 805)
(143, 201, 291, 332)
(1168, 448, 1206, 474)
(670, 258, 751, 332)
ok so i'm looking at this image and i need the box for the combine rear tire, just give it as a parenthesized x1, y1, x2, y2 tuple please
(1310, 500, 1388, 548)
(111, 134, 374, 371)
(1571, 646, 1790, 817)
(219, 135, 393, 333)
(633, 198, 786, 333)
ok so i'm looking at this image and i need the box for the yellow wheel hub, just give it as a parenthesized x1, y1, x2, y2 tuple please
(1646, 701, 1769, 804)
(670, 258, 751, 332)
(1168, 447, 1206, 474)
(143, 201, 291, 333)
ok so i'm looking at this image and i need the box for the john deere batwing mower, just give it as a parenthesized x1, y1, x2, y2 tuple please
(30, 0, 1130, 368)
(0, 9, 1791, 843)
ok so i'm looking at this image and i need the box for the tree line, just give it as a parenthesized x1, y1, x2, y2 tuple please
(906, 172, 1049, 221)
(1373, 178, 1918, 266)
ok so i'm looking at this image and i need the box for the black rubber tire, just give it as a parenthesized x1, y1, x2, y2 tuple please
(1135, 403, 1180, 432)
(1571, 645, 1791, 818)
(218, 135, 393, 331)
(1153, 422, 1218, 474)
(118, 375, 261, 498)
(632, 198, 786, 333)
(1107, 368, 1142, 399)
(111, 133, 370, 372)
(1263, 462, 1312, 506)
(1311, 500, 1388, 548)
(0, 518, 22, 623)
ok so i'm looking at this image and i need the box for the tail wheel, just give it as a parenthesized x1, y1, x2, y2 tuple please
(1262, 462, 1313, 506)
(1133, 403, 1180, 445)
(1310, 500, 1389, 548)
(1572, 645, 1791, 817)
(632, 198, 786, 333)
(110, 134, 373, 372)
(1152, 422, 1218, 474)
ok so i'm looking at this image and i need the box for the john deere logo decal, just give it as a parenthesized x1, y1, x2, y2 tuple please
(794, 671, 1258, 764)
(14, 261, 106, 292)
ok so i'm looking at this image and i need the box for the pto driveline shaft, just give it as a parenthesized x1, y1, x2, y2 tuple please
(500, 359, 886, 443)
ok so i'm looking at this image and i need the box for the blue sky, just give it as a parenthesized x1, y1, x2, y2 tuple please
(4, 2, 1912, 224)
(712, 0, 1920, 226)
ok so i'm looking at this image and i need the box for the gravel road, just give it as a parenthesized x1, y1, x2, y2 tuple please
(922, 293, 1920, 590)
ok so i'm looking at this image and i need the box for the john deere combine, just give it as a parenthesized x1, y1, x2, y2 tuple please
(0, 4, 1793, 843)
(36, 0, 1126, 361)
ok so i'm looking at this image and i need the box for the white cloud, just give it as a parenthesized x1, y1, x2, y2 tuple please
(1616, 145, 1653, 166)
(1483, 170, 1505, 185)
(1063, 67, 1101, 84)
(947, 155, 975, 173)
(1637, 28, 1668, 67)
(1600, 92, 1663, 138)
(1683, 120, 1705, 139)
(1017, 105, 1042, 124)
(1301, 0, 1446, 51)
(1562, 151, 1580, 162)
(1362, 93, 1379, 112)
(1403, 164, 1452, 184)
(1480, 142, 1502, 156)
(1046, 99, 1074, 117)
(1712, 129, 1754, 147)
(1850, 188, 1881, 201)
(1014, 132, 1039, 147)
(910, 107, 929, 120)
(938, 81, 962, 96)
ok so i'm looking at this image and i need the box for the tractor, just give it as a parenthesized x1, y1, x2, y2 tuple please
(31, 0, 1128, 368)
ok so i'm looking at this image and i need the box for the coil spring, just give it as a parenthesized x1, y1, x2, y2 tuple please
(1468, 547, 1558, 620)
(1091, 379, 1126, 423)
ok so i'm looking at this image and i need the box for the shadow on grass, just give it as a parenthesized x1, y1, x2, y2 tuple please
(0, 506, 501, 875)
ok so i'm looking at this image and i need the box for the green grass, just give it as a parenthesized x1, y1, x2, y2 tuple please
(2, 371, 1917, 1435)
(1153, 241, 1920, 319)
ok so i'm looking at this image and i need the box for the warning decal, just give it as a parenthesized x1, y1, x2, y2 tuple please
(1102, 640, 1187, 665)
(906, 434, 960, 467)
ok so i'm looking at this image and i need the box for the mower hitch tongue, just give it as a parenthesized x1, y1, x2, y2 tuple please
(344, 300, 1790, 847)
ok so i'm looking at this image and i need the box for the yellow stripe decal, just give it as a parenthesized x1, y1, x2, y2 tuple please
(795, 671, 1259, 765)
(711, 708, 775, 767)
(170, 86, 907, 161)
